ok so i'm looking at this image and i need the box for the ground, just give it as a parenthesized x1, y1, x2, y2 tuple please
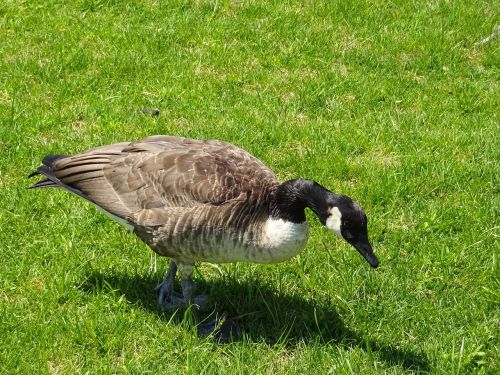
(0, 0, 498, 373)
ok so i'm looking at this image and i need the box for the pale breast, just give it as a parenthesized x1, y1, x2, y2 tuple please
(257, 218, 309, 263)
(143, 211, 309, 265)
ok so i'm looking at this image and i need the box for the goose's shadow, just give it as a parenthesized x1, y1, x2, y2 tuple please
(80, 270, 430, 372)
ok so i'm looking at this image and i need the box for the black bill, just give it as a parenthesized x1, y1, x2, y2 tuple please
(353, 241, 379, 268)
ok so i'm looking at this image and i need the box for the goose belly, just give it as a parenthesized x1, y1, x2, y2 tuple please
(157, 219, 309, 264)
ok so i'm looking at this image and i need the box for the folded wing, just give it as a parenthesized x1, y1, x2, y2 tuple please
(30, 136, 278, 223)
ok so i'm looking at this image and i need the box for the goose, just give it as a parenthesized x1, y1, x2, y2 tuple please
(29, 135, 379, 339)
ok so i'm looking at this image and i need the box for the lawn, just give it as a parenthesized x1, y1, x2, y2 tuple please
(0, 0, 498, 373)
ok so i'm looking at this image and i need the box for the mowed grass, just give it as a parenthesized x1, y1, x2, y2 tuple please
(0, 0, 499, 373)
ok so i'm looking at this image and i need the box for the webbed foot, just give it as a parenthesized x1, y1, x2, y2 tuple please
(155, 261, 184, 310)
(155, 280, 185, 311)
(155, 279, 208, 311)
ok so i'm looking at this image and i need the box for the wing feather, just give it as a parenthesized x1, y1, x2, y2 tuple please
(40, 136, 277, 222)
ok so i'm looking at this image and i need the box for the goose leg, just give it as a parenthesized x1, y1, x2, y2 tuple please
(178, 263, 237, 342)
(177, 263, 208, 310)
(155, 260, 184, 310)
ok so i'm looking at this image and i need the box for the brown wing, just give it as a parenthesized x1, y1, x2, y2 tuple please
(39, 136, 278, 220)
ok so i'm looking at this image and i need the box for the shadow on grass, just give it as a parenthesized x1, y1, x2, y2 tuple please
(80, 270, 430, 372)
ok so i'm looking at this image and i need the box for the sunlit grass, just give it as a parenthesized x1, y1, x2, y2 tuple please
(0, 0, 498, 373)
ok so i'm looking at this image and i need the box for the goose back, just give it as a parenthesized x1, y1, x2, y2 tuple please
(42, 135, 278, 217)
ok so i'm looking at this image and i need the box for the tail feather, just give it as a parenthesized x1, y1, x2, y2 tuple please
(28, 179, 57, 189)
(42, 154, 68, 167)
(28, 155, 93, 203)
(27, 170, 40, 178)
(28, 154, 68, 178)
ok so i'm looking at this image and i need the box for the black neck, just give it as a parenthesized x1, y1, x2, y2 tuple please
(269, 179, 339, 223)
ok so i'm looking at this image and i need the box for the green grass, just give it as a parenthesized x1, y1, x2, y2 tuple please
(1, 0, 499, 373)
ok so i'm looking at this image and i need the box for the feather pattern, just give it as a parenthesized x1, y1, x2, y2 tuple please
(29, 134, 379, 334)
(29, 136, 309, 264)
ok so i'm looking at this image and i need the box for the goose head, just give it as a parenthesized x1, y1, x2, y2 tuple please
(323, 195, 379, 268)
(272, 179, 379, 268)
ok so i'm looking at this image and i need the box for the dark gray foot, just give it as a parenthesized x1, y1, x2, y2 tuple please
(155, 261, 180, 310)
(192, 294, 209, 311)
(155, 280, 185, 311)
(180, 278, 208, 311)
(155, 280, 208, 311)
(197, 313, 238, 343)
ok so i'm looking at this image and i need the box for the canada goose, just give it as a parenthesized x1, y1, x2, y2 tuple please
(29, 135, 379, 339)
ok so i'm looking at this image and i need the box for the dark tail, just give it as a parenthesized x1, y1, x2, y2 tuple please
(28, 154, 93, 202)
(28, 154, 68, 189)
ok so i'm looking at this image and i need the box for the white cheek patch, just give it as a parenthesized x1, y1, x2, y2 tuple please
(325, 206, 342, 238)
